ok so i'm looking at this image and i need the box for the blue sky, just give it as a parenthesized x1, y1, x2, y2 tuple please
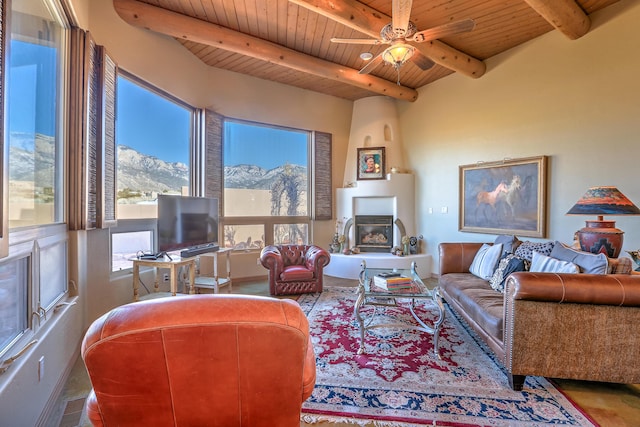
(117, 77, 307, 170)
(116, 77, 191, 164)
(9, 41, 56, 137)
(224, 121, 308, 170)
(10, 52, 308, 171)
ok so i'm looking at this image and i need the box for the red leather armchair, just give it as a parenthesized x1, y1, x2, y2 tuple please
(81, 295, 316, 427)
(260, 244, 331, 295)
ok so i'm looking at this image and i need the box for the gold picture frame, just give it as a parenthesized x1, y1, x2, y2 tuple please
(357, 147, 385, 180)
(459, 156, 547, 237)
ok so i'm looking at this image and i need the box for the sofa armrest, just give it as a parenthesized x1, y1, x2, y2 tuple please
(503, 273, 640, 384)
(506, 271, 640, 307)
(438, 242, 487, 276)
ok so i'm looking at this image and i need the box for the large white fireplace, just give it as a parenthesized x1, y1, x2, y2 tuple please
(324, 95, 432, 279)
(336, 173, 416, 250)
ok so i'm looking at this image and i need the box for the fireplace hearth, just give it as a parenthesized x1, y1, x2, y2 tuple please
(355, 215, 393, 252)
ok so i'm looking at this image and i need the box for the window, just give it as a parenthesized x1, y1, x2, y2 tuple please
(7, 2, 65, 228)
(111, 222, 153, 272)
(1, 0, 69, 357)
(115, 72, 193, 219)
(223, 120, 310, 249)
(0, 258, 28, 352)
(110, 72, 194, 272)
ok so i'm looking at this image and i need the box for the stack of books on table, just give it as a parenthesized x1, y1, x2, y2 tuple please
(372, 273, 415, 291)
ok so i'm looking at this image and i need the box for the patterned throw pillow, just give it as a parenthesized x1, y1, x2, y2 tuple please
(469, 243, 503, 280)
(489, 254, 527, 293)
(514, 241, 555, 262)
(609, 257, 633, 274)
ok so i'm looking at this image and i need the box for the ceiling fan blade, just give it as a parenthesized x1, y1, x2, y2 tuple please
(392, 0, 413, 38)
(410, 51, 435, 71)
(411, 19, 476, 43)
(358, 54, 384, 75)
(330, 37, 385, 45)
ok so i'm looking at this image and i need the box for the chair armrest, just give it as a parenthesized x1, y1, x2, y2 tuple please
(304, 245, 331, 272)
(260, 245, 284, 277)
(85, 390, 104, 427)
(438, 242, 486, 276)
(506, 271, 640, 307)
(302, 336, 316, 401)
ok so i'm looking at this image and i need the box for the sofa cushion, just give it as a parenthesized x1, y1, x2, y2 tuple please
(530, 251, 579, 274)
(280, 265, 314, 281)
(439, 273, 503, 341)
(514, 240, 555, 262)
(489, 254, 527, 293)
(494, 235, 521, 256)
(469, 243, 503, 280)
(549, 242, 608, 274)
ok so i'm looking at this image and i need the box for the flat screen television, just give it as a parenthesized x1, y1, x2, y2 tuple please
(157, 195, 219, 253)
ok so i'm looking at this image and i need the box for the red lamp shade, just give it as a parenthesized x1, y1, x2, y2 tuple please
(566, 186, 640, 258)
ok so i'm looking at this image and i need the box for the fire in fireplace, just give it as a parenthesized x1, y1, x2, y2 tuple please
(355, 215, 394, 252)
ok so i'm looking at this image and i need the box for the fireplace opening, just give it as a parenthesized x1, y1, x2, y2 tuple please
(355, 215, 393, 252)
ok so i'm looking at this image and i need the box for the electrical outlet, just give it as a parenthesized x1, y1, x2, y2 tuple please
(163, 273, 169, 282)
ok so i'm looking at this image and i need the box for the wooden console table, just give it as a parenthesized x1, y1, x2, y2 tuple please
(132, 256, 196, 302)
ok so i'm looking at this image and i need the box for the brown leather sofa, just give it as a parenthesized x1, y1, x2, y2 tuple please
(260, 244, 331, 295)
(81, 295, 316, 427)
(439, 242, 640, 390)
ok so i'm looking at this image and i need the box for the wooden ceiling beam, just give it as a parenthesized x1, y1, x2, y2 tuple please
(523, 0, 591, 40)
(113, 0, 418, 101)
(288, 0, 486, 79)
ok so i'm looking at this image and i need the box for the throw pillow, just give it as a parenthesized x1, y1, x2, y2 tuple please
(494, 234, 521, 256)
(489, 253, 527, 293)
(609, 257, 633, 274)
(530, 251, 580, 274)
(469, 243, 503, 280)
(514, 240, 555, 262)
(549, 241, 608, 274)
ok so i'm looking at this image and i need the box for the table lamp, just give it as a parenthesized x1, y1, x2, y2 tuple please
(566, 186, 640, 258)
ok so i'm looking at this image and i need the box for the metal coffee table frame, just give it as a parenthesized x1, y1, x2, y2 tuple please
(354, 260, 445, 358)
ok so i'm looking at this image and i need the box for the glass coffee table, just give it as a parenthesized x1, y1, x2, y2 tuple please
(354, 260, 445, 358)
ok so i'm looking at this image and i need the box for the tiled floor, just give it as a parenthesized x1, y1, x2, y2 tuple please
(49, 277, 640, 427)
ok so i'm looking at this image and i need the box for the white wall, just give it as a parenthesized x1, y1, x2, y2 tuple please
(398, 0, 640, 275)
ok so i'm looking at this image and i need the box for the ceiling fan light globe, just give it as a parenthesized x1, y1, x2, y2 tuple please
(382, 43, 415, 68)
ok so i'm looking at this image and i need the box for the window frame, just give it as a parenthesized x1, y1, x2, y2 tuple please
(109, 70, 200, 274)
(221, 118, 313, 250)
(0, 0, 72, 360)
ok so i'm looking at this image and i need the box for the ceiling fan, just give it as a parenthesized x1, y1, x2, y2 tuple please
(331, 0, 475, 81)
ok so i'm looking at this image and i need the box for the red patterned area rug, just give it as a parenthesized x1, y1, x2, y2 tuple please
(297, 287, 597, 427)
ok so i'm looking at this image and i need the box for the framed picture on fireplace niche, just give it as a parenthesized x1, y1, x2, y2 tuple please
(357, 147, 385, 180)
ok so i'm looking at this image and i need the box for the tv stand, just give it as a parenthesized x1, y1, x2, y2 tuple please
(180, 243, 219, 258)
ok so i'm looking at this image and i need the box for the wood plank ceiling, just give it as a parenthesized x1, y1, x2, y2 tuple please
(113, 0, 620, 102)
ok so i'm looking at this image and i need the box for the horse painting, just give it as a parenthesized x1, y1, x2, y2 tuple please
(475, 181, 507, 222)
(497, 175, 522, 219)
(460, 156, 547, 237)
